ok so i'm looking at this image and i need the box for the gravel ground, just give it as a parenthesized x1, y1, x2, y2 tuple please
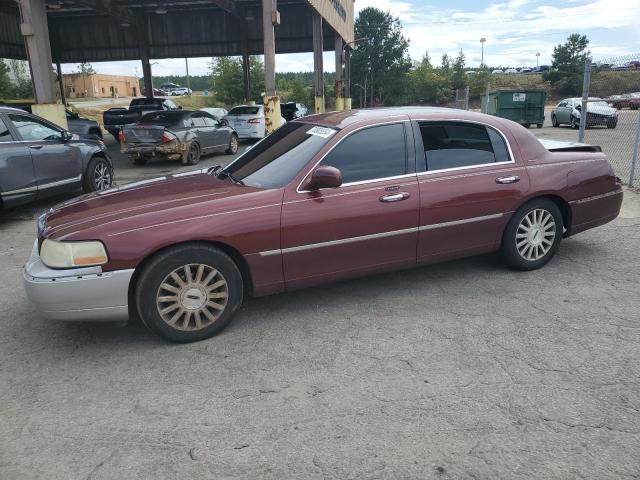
(0, 134, 639, 479)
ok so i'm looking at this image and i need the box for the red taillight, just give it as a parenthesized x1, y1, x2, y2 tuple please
(118, 130, 125, 142)
(247, 117, 261, 124)
(161, 131, 176, 143)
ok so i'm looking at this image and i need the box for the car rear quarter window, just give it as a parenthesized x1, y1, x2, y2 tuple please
(229, 106, 261, 116)
(319, 123, 408, 184)
(419, 122, 510, 171)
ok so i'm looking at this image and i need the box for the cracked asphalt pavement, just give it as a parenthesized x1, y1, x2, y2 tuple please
(1, 149, 639, 478)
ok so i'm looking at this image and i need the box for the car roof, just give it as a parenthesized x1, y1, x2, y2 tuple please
(0, 105, 32, 114)
(298, 106, 513, 129)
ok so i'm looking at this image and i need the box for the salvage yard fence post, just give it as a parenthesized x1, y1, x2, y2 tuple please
(580, 53, 640, 188)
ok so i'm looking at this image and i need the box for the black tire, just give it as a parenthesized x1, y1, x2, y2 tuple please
(536, 123, 543, 129)
(82, 156, 113, 193)
(500, 198, 563, 271)
(551, 114, 558, 127)
(607, 120, 618, 129)
(184, 141, 201, 165)
(135, 244, 244, 343)
(226, 133, 239, 155)
(523, 123, 531, 129)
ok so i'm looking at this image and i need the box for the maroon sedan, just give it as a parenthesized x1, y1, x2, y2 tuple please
(24, 108, 623, 342)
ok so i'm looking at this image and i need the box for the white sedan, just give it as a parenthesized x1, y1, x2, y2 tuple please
(222, 105, 286, 140)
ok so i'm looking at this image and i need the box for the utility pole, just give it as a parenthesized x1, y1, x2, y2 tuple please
(185, 58, 190, 93)
(536, 52, 540, 68)
(480, 37, 486, 66)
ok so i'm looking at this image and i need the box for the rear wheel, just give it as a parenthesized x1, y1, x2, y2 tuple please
(135, 244, 243, 342)
(226, 134, 239, 155)
(501, 198, 562, 271)
(83, 156, 112, 192)
(184, 141, 201, 165)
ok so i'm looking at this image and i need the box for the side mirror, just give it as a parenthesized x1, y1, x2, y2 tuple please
(305, 166, 342, 191)
(220, 119, 229, 127)
(61, 130, 73, 142)
(575, 104, 581, 110)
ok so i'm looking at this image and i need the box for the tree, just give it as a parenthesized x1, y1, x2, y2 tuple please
(351, 7, 412, 107)
(9, 59, 33, 99)
(76, 62, 96, 75)
(0, 60, 12, 99)
(544, 34, 590, 95)
(209, 56, 265, 105)
(451, 50, 467, 90)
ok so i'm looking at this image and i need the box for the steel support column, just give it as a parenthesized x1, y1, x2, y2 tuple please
(56, 62, 65, 105)
(137, 14, 153, 98)
(312, 11, 324, 113)
(344, 47, 351, 110)
(334, 35, 344, 111)
(18, 0, 55, 104)
(262, 0, 281, 133)
(242, 49, 251, 102)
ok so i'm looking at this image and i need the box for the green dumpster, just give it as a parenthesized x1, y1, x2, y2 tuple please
(481, 89, 547, 128)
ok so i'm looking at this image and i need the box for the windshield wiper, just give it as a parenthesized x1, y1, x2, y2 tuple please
(225, 172, 245, 186)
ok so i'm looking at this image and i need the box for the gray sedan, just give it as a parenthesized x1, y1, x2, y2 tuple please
(121, 110, 239, 166)
(551, 97, 618, 129)
(0, 107, 113, 210)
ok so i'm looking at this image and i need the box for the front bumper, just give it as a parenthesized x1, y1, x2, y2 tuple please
(23, 241, 134, 322)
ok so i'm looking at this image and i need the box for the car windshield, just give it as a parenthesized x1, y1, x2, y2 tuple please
(139, 111, 185, 125)
(228, 106, 261, 115)
(219, 122, 337, 189)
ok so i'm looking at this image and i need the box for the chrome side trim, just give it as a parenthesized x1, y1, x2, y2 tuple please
(259, 226, 418, 257)
(296, 119, 412, 193)
(258, 213, 504, 256)
(569, 189, 622, 205)
(417, 160, 515, 177)
(418, 213, 504, 231)
(39, 175, 82, 190)
(1, 185, 37, 197)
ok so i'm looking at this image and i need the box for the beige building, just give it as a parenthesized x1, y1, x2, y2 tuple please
(63, 73, 140, 98)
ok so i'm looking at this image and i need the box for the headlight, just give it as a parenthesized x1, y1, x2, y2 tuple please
(40, 239, 108, 268)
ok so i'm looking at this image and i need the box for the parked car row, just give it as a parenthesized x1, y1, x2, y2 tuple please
(606, 93, 640, 110)
(551, 98, 618, 129)
(23, 107, 623, 342)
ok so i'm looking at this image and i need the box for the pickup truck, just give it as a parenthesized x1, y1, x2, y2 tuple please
(103, 97, 181, 141)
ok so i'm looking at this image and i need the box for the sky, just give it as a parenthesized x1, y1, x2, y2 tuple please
(60, 0, 640, 77)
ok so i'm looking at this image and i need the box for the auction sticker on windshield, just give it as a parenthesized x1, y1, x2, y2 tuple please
(306, 126, 335, 138)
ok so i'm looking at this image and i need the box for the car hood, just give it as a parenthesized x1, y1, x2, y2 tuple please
(43, 170, 266, 240)
(582, 104, 617, 115)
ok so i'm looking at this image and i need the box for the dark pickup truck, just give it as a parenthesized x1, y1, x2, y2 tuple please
(103, 97, 181, 141)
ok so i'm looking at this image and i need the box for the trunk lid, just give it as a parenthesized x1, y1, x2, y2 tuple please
(538, 138, 602, 153)
(122, 124, 167, 145)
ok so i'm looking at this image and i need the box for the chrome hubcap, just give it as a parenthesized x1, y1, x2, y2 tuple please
(516, 209, 556, 261)
(156, 264, 228, 331)
(94, 163, 111, 190)
(231, 136, 238, 152)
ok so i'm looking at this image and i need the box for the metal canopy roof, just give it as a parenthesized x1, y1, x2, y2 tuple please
(0, 0, 350, 62)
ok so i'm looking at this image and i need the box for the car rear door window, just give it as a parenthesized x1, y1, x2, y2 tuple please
(8, 114, 61, 141)
(419, 122, 510, 171)
(319, 123, 407, 184)
(0, 117, 13, 142)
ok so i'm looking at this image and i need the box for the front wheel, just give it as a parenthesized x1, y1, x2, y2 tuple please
(226, 133, 239, 155)
(501, 199, 563, 271)
(83, 156, 113, 192)
(551, 114, 558, 127)
(570, 116, 579, 129)
(135, 244, 244, 342)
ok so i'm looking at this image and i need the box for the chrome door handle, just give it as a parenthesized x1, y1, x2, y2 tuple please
(29, 145, 43, 150)
(380, 192, 410, 202)
(495, 176, 520, 184)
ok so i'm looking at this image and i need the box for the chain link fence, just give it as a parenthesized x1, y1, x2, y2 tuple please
(579, 55, 640, 187)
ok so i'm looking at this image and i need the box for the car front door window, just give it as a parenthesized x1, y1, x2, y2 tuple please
(9, 115, 62, 142)
(318, 123, 408, 184)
